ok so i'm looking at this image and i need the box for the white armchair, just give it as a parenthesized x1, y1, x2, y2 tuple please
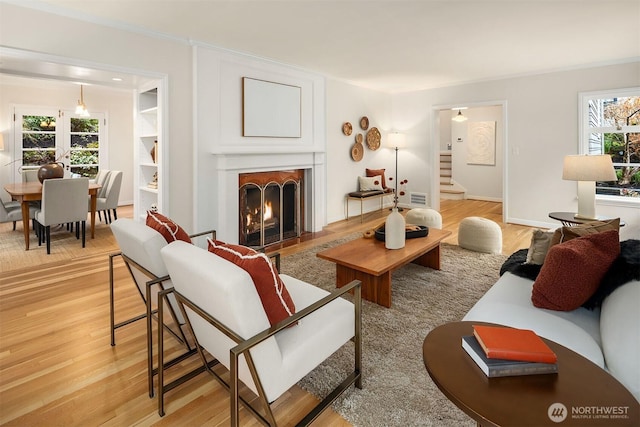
(158, 241, 362, 426)
(109, 218, 216, 397)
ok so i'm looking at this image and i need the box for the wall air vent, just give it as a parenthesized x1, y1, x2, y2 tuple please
(410, 192, 428, 207)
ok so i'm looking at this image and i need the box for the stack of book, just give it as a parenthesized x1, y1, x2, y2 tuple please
(462, 325, 558, 377)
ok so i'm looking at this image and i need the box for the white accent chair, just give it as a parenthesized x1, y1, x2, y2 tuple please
(109, 218, 216, 397)
(34, 178, 89, 254)
(92, 170, 122, 224)
(159, 241, 362, 426)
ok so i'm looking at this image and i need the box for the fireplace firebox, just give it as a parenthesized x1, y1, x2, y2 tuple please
(239, 170, 304, 247)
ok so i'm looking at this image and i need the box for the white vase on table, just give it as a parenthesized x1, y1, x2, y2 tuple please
(385, 207, 405, 249)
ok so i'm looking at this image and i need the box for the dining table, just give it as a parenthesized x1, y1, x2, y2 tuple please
(3, 181, 102, 251)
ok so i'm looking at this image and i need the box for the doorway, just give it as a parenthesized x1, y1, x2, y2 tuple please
(432, 102, 507, 221)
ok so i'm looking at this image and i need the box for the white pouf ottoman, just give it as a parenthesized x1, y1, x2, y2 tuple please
(405, 208, 443, 229)
(458, 217, 502, 254)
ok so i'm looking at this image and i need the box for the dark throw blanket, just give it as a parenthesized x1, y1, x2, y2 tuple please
(500, 239, 640, 310)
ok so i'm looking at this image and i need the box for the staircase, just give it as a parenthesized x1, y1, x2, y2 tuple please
(439, 151, 466, 200)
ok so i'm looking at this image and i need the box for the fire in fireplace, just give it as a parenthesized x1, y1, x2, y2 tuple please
(239, 170, 304, 247)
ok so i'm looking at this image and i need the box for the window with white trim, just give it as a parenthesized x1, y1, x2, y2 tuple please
(580, 88, 640, 200)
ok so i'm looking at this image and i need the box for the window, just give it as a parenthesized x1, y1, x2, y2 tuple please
(580, 88, 640, 201)
(13, 108, 106, 181)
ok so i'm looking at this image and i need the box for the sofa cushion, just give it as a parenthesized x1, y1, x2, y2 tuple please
(532, 230, 620, 311)
(208, 239, 296, 327)
(526, 229, 554, 265)
(366, 168, 387, 189)
(146, 211, 192, 243)
(463, 272, 604, 367)
(600, 280, 640, 402)
(358, 175, 383, 191)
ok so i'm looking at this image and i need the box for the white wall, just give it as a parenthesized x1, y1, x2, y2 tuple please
(0, 79, 134, 205)
(392, 62, 640, 239)
(325, 79, 392, 223)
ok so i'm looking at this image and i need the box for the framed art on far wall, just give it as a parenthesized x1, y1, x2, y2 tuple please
(467, 121, 496, 165)
(242, 77, 302, 138)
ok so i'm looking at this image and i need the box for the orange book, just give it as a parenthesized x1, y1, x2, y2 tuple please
(472, 325, 557, 364)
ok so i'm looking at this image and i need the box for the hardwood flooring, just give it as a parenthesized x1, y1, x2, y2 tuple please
(0, 200, 533, 426)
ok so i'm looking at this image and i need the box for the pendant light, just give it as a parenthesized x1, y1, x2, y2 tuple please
(452, 109, 467, 122)
(75, 84, 90, 117)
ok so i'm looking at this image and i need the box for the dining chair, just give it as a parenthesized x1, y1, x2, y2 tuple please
(91, 169, 111, 197)
(0, 199, 38, 231)
(21, 167, 40, 183)
(92, 170, 122, 224)
(34, 178, 89, 254)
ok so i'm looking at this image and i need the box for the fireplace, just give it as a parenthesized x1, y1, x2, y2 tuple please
(239, 170, 304, 247)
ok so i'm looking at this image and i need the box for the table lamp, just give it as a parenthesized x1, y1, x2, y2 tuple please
(562, 154, 617, 220)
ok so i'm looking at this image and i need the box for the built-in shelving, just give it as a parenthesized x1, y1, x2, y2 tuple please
(134, 84, 162, 221)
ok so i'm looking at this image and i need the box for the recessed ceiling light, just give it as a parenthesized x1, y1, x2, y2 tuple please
(112, 77, 123, 81)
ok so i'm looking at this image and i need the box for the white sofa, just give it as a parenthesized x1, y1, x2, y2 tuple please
(463, 271, 640, 402)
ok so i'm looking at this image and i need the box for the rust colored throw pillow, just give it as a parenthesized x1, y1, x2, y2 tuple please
(146, 211, 192, 243)
(366, 168, 387, 189)
(208, 239, 296, 327)
(532, 230, 620, 311)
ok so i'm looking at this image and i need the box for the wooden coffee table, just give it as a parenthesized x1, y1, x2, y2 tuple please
(316, 228, 451, 307)
(423, 321, 640, 426)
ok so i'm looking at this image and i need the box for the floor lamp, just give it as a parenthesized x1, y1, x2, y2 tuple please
(386, 132, 406, 210)
(562, 154, 617, 220)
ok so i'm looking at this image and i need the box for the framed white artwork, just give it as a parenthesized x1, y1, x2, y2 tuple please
(466, 121, 496, 165)
(242, 77, 301, 138)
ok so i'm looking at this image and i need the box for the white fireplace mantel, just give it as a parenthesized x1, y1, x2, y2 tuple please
(213, 151, 326, 243)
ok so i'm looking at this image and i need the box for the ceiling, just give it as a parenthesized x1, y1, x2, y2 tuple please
(3, 0, 640, 93)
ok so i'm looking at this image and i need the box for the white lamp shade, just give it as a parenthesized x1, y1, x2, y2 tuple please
(451, 110, 468, 122)
(562, 155, 617, 182)
(386, 132, 406, 149)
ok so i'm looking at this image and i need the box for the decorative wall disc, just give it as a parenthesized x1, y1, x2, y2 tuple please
(342, 122, 353, 136)
(366, 127, 381, 150)
(355, 133, 363, 144)
(360, 116, 369, 130)
(351, 142, 364, 162)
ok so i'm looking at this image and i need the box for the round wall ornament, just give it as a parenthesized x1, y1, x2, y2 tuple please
(366, 127, 381, 150)
(360, 116, 369, 130)
(351, 142, 364, 162)
(342, 122, 353, 136)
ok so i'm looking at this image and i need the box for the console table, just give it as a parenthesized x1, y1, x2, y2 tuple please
(423, 321, 639, 426)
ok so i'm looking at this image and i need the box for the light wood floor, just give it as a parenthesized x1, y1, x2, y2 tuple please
(0, 200, 533, 426)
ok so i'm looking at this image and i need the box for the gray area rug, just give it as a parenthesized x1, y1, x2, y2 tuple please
(282, 234, 507, 427)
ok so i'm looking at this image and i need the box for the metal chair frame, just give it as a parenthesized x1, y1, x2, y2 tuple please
(108, 228, 216, 397)
(158, 277, 362, 426)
